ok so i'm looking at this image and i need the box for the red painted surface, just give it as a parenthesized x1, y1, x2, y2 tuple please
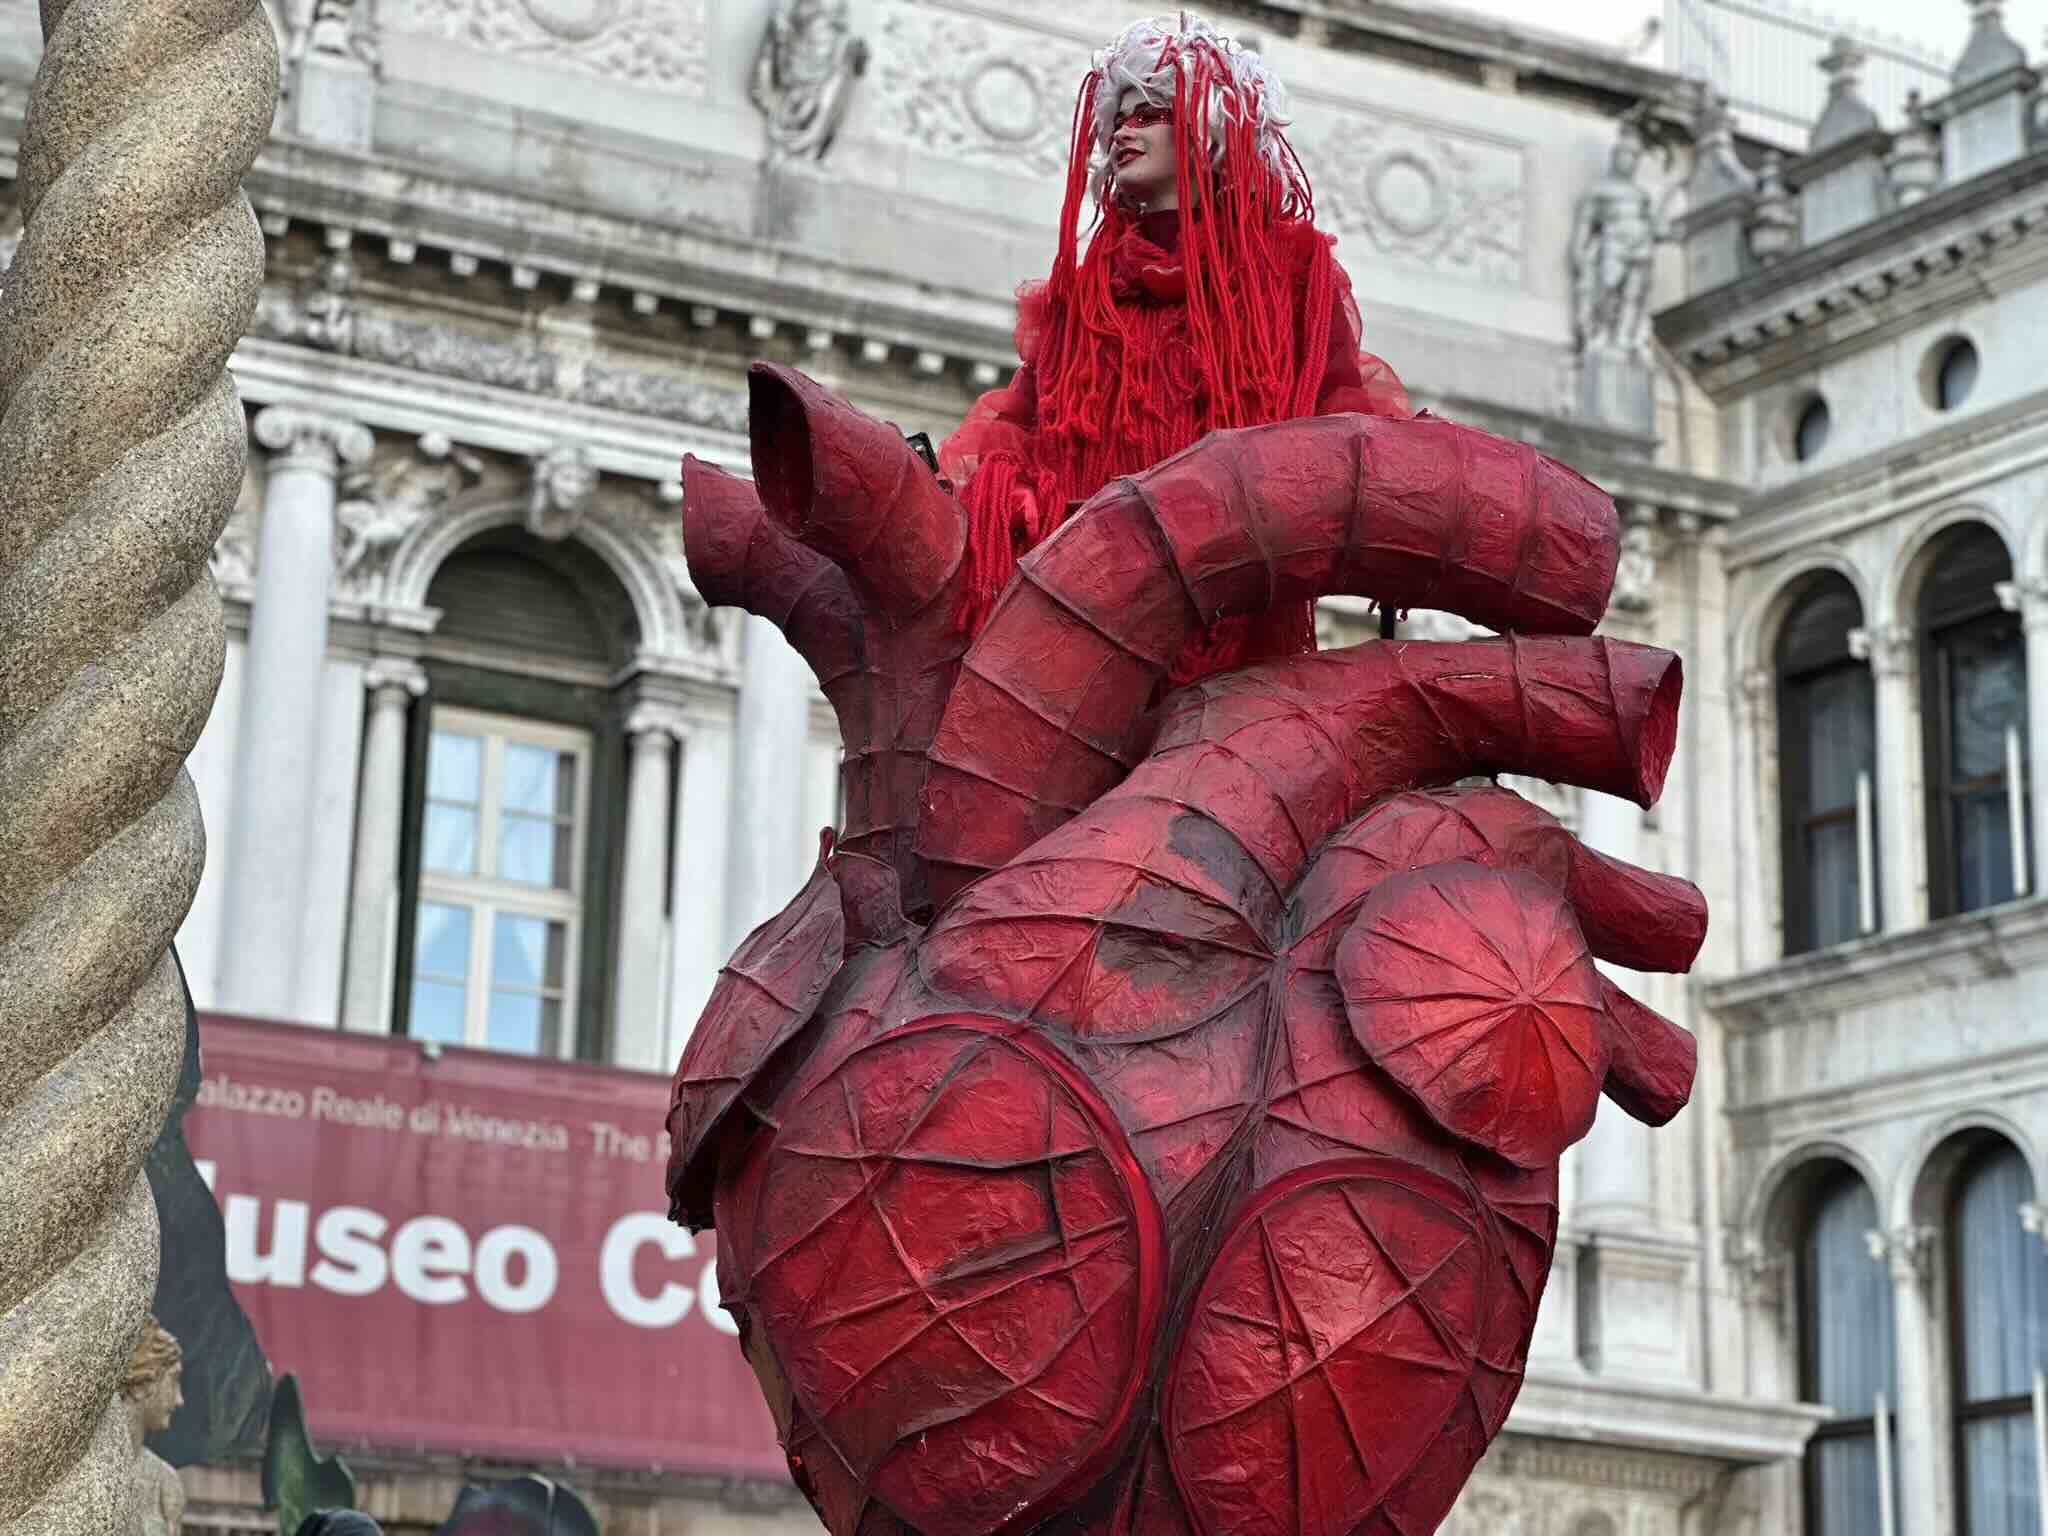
(666, 368, 1706, 1535)
(186, 1013, 784, 1477)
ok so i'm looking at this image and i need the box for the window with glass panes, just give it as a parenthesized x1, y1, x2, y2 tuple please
(410, 707, 589, 1055)
(1777, 576, 1876, 953)
(1950, 1141, 2048, 1536)
(1801, 1168, 1899, 1536)
(1920, 526, 2031, 918)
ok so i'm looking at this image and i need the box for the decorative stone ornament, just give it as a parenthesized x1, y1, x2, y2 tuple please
(664, 365, 1705, 1536)
(1887, 91, 1942, 207)
(525, 439, 598, 540)
(751, 0, 868, 166)
(334, 432, 485, 600)
(1747, 154, 1798, 264)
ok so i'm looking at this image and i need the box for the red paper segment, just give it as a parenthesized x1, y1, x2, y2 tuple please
(747, 1019, 1167, 1536)
(664, 854, 845, 1229)
(1164, 1158, 1487, 1536)
(1337, 863, 1609, 1170)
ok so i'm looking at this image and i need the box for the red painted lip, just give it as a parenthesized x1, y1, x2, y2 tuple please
(1114, 145, 1142, 166)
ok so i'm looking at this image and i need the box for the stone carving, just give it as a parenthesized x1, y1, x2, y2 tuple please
(1747, 154, 1796, 265)
(121, 1317, 187, 1536)
(392, 0, 708, 93)
(1865, 1222, 1938, 1285)
(873, 13, 1087, 179)
(751, 0, 868, 166)
(1727, 1232, 1788, 1310)
(1887, 91, 1940, 207)
(661, 552, 731, 657)
(335, 433, 485, 599)
(1849, 622, 1915, 678)
(253, 404, 376, 475)
(1570, 116, 1680, 357)
(576, 363, 747, 431)
(352, 310, 559, 392)
(527, 439, 598, 540)
(250, 251, 360, 354)
(1310, 112, 1524, 284)
(305, 248, 355, 352)
(1611, 504, 1661, 614)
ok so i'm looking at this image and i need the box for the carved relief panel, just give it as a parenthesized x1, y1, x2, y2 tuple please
(869, 11, 1090, 178)
(388, 0, 708, 93)
(1302, 111, 1526, 285)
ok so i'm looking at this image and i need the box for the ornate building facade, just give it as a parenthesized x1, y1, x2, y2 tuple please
(4, 0, 2043, 1530)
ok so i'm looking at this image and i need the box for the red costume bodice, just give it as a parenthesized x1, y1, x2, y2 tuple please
(942, 209, 1411, 682)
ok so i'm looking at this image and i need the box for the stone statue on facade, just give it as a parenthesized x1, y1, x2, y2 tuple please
(121, 1317, 187, 1536)
(1568, 114, 1682, 433)
(750, 0, 868, 166)
(335, 433, 484, 599)
(1569, 120, 1677, 359)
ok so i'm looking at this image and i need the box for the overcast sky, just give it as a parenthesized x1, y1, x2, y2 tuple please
(1450, 0, 2047, 71)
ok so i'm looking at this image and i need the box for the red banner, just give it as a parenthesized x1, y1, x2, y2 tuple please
(187, 1014, 785, 1478)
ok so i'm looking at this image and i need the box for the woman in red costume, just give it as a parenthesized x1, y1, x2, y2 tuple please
(943, 13, 1412, 682)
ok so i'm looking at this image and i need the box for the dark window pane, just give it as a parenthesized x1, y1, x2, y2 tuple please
(1956, 1145, 2047, 1405)
(1939, 340, 1981, 412)
(1804, 1174, 1895, 1412)
(1808, 668, 1874, 813)
(1812, 1434, 1884, 1536)
(1807, 820, 1861, 949)
(1955, 790, 2016, 913)
(1962, 1413, 2039, 1536)
(1950, 632, 2026, 781)
(1796, 398, 1831, 462)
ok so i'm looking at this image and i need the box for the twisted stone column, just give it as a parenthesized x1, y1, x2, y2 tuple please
(0, 0, 277, 1528)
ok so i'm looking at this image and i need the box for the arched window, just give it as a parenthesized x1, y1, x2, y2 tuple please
(1778, 576, 1876, 952)
(1951, 1141, 2048, 1535)
(396, 527, 642, 1057)
(1919, 525, 2030, 918)
(1800, 1168, 1897, 1536)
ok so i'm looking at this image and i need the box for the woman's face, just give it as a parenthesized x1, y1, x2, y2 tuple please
(1111, 86, 1178, 211)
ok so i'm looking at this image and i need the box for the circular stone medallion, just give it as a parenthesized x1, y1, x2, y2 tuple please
(519, 0, 618, 42)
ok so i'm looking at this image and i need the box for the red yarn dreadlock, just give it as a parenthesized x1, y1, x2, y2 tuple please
(949, 18, 1353, 681)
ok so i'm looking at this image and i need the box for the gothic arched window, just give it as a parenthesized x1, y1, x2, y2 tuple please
(1919, 525, 2030, 918)
(1950, 1140, 2048, 1535)
(1800, 1167, 1897, 1536)
(1777, 575, 1875, 953)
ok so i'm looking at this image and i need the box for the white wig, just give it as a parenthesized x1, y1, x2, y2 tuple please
(1084, 14, 1296, 204)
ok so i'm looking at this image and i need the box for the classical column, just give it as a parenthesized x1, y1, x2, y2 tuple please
(339, 657, 425, 1034)
(217, 406, 372, 1019)
(668, 711, 736, 1061)
(1575, 788, 1657, 1231)
(1867, 1224, 1941, 1535)
(612, 705, 682, 1073)
(726, 614, 815, 950)
(1999, 578, 2048, 878)
(1851, 623, 1921, 932)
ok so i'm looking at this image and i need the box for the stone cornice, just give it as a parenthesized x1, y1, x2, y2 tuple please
(1655, 148, 2048, 388)
(241, 137, 1022, 375)
(1504, 1374, 1828, 1465)
(1703, 894, 2048, 1032)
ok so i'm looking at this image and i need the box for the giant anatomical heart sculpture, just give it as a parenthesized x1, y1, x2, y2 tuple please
(665, 365, 1704, 1536)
